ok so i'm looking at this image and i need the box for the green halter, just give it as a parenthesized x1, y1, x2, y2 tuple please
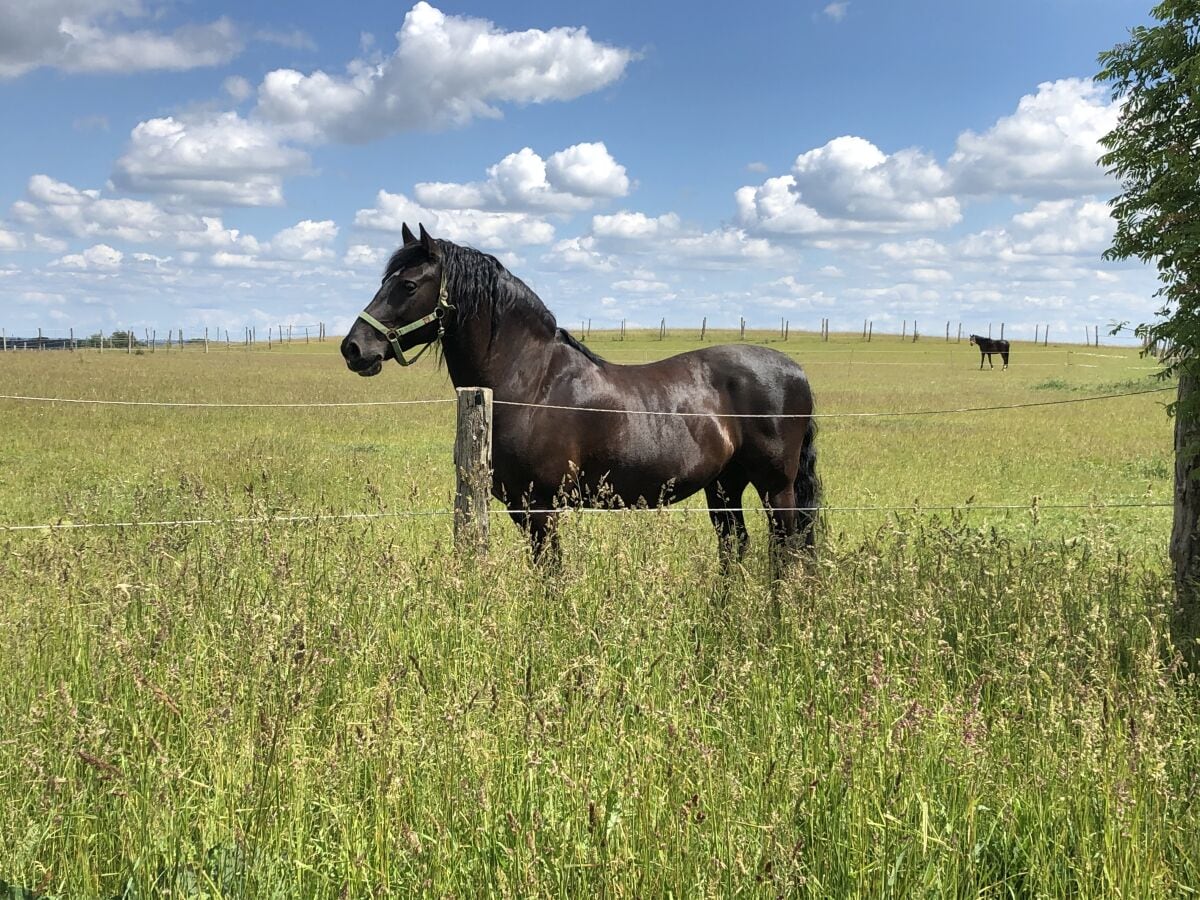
(356, 270, 454, 367)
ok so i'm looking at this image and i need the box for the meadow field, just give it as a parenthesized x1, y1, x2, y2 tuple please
(1, 330, 1196, 896)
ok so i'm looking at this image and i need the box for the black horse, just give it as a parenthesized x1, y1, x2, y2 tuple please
(341, 225, 819, 569)
(969, 334, 1010, 369)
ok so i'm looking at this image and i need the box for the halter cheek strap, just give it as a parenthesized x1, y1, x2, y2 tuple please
(356, 271, 453, 367)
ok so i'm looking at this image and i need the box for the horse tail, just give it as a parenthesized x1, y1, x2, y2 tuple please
(795, 415, 820, 549)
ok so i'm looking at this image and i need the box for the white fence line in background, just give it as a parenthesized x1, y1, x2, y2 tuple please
(1, 501, 1173, 533)
(0, 386, 1173, 417)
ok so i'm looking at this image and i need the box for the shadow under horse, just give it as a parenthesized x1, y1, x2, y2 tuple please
(969, 334, 1010, 369)
(341, 224, 820, 574)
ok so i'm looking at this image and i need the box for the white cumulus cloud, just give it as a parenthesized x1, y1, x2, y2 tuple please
(354, 190, 555, 249)
(0, 1, 242, 78)
(736, 136, 961, 235)
(254, 2, 633, 142)
(949, 78, 1120, 198)
(112, 112, 310, 207)
(415, 142, 629, 213)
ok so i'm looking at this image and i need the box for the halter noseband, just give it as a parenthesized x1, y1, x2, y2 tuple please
(356, 269, 454, 367)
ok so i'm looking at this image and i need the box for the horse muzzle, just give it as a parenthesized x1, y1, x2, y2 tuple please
(341, 334, 386, 376)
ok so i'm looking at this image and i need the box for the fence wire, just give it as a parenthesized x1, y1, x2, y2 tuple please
(0, 501, 1172, 533)
(0, 385, 1172, 417)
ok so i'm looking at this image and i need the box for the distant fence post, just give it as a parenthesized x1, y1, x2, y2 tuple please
(659, 318, 666, 340)
(868, 321, 873, 342)
(784, 319, 789, 341)
(957, 323, 962, 343)
(700, 317, 707, 341)
(901, 320, 906, 341)
(1, 329, 5, 352)
(1044, 326, 1049, 347)
(38, 327, 43, 350)
(1035, 324, 1040, 344)
(205, 327, 210, 353)
(1000, 323, 1005, 341)
(739, 317, 746, 340)
(70, 327, 75, 351)
(945, 321, 950, 342)
(127, 330, 133, 354)
(1095, 325, 1099, 347)
(862, 318, 867, 339)
(620, 319, 626, 341)
(913, 320, 919, 342)
(454, 387, 493, 554)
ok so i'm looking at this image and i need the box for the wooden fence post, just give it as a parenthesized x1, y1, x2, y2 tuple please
(739, 317, 745, 340)
(1000, 323, 1005, 341)
(659, 318, 666, 340)
(784, 320, 789, 341)
(1035, 324, 1040, 344)
(913, 320, 919, 342)
(454, 387, 493, 553)
(1095, 325, 1099, 347)
(1, 329, 5, 352)
(868, 321, 873, 342)
(128, 330, 133, 354)
(946, 321, 950, 342)
(901, 320, 906, 341)
(957, 323, 962, 343)
(862, 318, 867, 339)
(700, 317, 707, 341)
(38, 327, 42, 350)
(1044, 326, 1049, 347)
(205, 327, 210, 353)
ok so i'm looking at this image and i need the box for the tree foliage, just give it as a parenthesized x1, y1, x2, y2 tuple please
(1098, 1, 1200, 393)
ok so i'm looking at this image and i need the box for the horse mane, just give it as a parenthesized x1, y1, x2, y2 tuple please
(384, 239, 604, 364)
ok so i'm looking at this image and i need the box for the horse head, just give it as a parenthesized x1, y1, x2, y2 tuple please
(341, 223, 451, 375)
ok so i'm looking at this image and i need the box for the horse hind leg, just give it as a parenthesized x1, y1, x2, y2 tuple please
(704, 478, 748, 572)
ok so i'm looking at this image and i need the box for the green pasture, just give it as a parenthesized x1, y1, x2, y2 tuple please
(1, 331, 1195, 897)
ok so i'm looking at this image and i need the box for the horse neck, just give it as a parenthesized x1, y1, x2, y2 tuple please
(442, 307, 557, 398)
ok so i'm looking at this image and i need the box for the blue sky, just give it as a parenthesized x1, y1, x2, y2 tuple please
(0, 0, 1159, 341)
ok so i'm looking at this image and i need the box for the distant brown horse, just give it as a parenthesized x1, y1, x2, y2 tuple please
(341, 225, 819, 569)
(969, 334, 1010, 369)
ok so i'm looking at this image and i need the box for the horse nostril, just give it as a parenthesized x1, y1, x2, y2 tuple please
(342, 338, 361, 361)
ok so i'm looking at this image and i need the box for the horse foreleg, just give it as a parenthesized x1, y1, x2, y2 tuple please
(705, 481, 748, 572)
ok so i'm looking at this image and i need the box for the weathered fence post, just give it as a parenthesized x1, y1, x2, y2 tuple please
(784, 320, 789, 341)
(205, 327, 209, 353)
(913, 320, 919, 342)
(69, 327, 74, 351)
(1, 329, 5, 352)
(946, 321, 950, 342)
(1095, 325, 1099, 347)
(957, 323, 962, 343)
(862, 318, 867, 339)
(901, 320, 906, 341)
(1035, 324, 1040, 344)
(454, 387, 493, 553)
(659, 318, 666, 340)
(128, 330, 133, 354)
(1000, 323, 1005, 341)
(1044, 326, 1049, 347)
(739, 317, 746, 340)
(868, 321, 873, 342)
(700, 317, 707, 341)
(38, 327, 43, 350)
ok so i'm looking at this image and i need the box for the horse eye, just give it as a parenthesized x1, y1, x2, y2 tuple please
(402, 280, 417, 292)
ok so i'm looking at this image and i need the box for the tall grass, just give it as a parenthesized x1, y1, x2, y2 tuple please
(1, 333, 1194, 895)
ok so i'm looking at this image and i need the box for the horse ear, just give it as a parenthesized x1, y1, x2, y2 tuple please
(418, 223, 440, 259)
(401, 223, 417, 245)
